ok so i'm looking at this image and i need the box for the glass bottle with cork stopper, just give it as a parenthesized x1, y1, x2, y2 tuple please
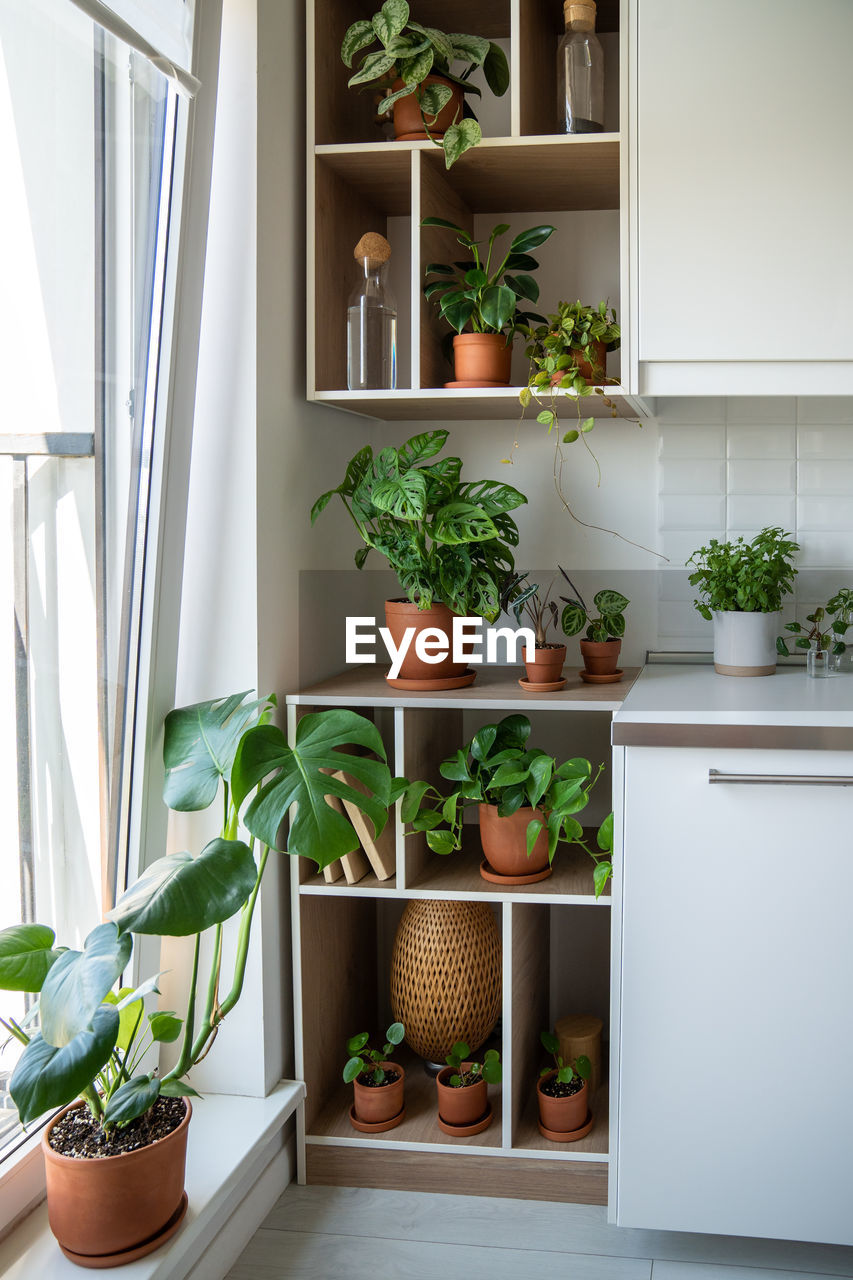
(347, 232, 397, 391)
(557, 0, 604, 134)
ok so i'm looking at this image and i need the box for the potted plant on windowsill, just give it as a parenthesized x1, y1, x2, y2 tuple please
(688, 527, 799, 677)
(311, 429, 527, 690)
(435, 1040, 501, 1136)
(537, 1029, 592, 1142)
(0, 693, 396, 1265)
(400, 714, 609, 887)
(341, 3, 509, 167)
(422, 219, 553, 387)
(777, 587, 853, 678)
(500, 570, 566, 689)
(344, 1022, 406, 1133)
(558, 570, 629, 682)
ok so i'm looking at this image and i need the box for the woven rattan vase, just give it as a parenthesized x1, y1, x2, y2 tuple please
(390, 900, 502, 1062)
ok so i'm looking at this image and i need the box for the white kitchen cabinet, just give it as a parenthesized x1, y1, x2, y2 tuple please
(631, 0, 853, 395)
(614, 744, 853, 1244)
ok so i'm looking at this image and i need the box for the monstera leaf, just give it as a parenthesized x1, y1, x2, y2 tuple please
(108, 839, 258, 937)
(232, 710, 392, 870)
(103, 1074, 162, 1127)
(40, 923, 131, 1048)
(11, 1004, 119, 1126)
(0, 924, 62, 992)
(163, 691, 274, 812)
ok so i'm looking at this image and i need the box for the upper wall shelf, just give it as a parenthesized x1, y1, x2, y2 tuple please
(311, 384, 647, 423)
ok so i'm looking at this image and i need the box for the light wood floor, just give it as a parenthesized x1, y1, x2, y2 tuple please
(228, 1186, 853, 1280)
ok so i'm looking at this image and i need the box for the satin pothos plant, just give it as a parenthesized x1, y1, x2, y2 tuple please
(1, 694, 397, 1129)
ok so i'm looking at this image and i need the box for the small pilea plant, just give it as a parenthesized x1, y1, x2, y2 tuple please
(343, 1022, 405, 1085)
(540, 1030, 591, 1088)
(445, 1040, 502, 1087)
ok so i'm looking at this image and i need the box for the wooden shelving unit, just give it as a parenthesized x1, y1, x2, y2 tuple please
(307, 0, 650, 421)
(287, 665, 637, 1202)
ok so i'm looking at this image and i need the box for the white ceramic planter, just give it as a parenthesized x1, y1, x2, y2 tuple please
(713, 610, 780, 676)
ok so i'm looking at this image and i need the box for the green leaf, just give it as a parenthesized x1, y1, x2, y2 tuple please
(0, 924, 61, 992)
(420, 81, 453, 120)
(104, 1075, 161, 1128)
(11, 1004, 119, 1126)
(593, 589, 629, 616)
(163, 691, 272, 811)
(399, 46, 433, 85)
(160, 1078, 200, 1098)
(233, 713, 391, 870)
(464, 267, 488, 288)
(575, 1054, 592, 1080)
(432, 501, 499, 546)
(399, 430, 449, 467)
(448, 33, 488, 64)
(525, 818, 544, 857)
(580, 417, 595, 433)
(347, 50, 396, 87)
(509, 225, 555, 254)
(343, 1056, 363, 1084)
(443, 118, 481, 168)
(386, 1021, 405, 1045)
(149, 1011, 182, 1043)
(40, 923, 131, 1048)
(593, 860, 612, 900)
(372, 0, 409, 45)
(560, 601, 587, 637)
(425, 829, 456, 855)
(776, 637, 790, 656)
(479, 284, 515, 332)
(504, 273, 539, 303)
(348, 1031, 370, 1053)
(377, 80, 418, 113)
(563, 430, 579, 443)
(536, 410, 554, 425)
(440, 296, 475, 333)
(108, 840, 257, 937)
(371, 469, 428, 521)
(421, 216, 468, 235)
(341, 19, 375, 67)
(540, 1029, 559, 1055)
(519, 386, 532, 408)
(481, 1054, 502, 1083)
(597, 812, 614, 854)
(483, 41, 510, 96)
(103, 987, 145, 1054)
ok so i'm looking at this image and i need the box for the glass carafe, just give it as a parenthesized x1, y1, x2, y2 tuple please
(557, 0, 605, 134)
(347, 240, 397, 391)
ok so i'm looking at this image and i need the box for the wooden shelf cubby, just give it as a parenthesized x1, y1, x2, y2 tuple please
(288, 665, 630, 1201)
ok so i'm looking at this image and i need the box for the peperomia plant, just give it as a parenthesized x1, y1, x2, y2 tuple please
(540, 1029, 591, 1089)
(422, 219, 553, 337)
(311, 429, 527, 620)
(559, 570, 629, 644)
(687, 527, 799, 618)
(777, 588, 853, 658)
(341, 2, 509, 167)
(343, 1022, 405, 1085)
(1, 694, 397, 1129)
(444, 1040, 502, 1088)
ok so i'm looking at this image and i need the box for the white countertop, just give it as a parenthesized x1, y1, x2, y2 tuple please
(614, 664, 853, 728)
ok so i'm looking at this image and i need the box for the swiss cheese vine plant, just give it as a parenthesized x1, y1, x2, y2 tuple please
(0, 694, 398, 1130)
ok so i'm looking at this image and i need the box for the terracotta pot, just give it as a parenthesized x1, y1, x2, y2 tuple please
(436, 1064, 488, 1127)
(524, 643, 566, 684)
(571, 339, 607, 383)
(384, 599, 473, 686)
(352, 1062, 405, 1125)
(450, 333, 513, 388)
(42, 1099, 190, 1260)
(579, 638, 622, 676)
(479, 803, 550, 879)
(392, 75, 463, 140)
(537, 1070, 589, 1134)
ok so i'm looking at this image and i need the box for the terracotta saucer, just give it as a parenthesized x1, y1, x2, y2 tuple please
(443, 380, 512, 389)
(58, 1192, 188, 1268)
(437, 1101, 493, 1137)
(537, 1111, 594, 1143)
(349, 1104, 406, 1134)
(579, 668, 624, 685)
(386, 669, 476, 691)
(518, 676, 567, 692)
(479, 858, 552, 886)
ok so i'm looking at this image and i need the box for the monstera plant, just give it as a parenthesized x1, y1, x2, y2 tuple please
(0, 693, 396, 1263)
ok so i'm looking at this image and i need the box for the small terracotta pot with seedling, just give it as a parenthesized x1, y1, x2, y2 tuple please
(559, 568, 629, 684)
(537, 1029, 592, 1142)
(344, 1021, 406, 1133)
(436, 1040, 501, 1136)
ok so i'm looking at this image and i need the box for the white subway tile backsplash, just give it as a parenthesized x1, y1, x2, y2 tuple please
(795, 397, 853, 424)
(797, 460, 853, 495)
(655, 398, 726, 425)
(660, 459, 725, 494)
(726, 424, 796, 459)
(726, 397, 796, 424)
(797, 425, 853, 459)
(658, 424, 726, 458)
(727, 495, 797, 530)
(658, 600, 711, 638)
(661, 531, 723, 567)
(659, 494, 726, 531)
(797, 533, 853, 568)
(797, 496, 853, 531)
(727, 460, 796, 494)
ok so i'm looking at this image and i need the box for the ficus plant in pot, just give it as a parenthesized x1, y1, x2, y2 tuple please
(343, 1021, 406, 1132)
(435, 1040, 501, 1134)
(559, 569, 629, 682)
(499, 570, 566, 687)
(341, 2, 509, 167)
(777, 587, 853, 678)
(687, 526, 799, 677)
(311, 429, 527, 690)
(537, 1029, 592, 1142)
(399, 713, 611, 889)
(422, 219, 554, 387)
(0, 692, 397, 1264)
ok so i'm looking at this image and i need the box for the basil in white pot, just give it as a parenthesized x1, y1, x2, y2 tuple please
(687, 527, 799, 676)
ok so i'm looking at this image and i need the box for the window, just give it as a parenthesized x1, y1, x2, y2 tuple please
(0, 0, 192, 1156)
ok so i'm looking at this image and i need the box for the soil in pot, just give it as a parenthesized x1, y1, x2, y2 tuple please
(537, 1070, 589, 1135)
(524, 642, 566, 685)
(48, 1096, 186, 1159)
(43, 1097, 191, 1262)
(447, 333, 513, 388)
(384, 599, 475, 688)
(579, 637, 621, 676)
(478, 803, 551, 883)
(392, 75, 463, 140)
(352, 1062, 405, 1129)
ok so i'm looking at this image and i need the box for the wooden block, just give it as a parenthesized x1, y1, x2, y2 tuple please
(322, 859, 344, 884)
(321, 780, 369, 885)
(333, 769, 395, 880)
(556, 1013, 604, 1094)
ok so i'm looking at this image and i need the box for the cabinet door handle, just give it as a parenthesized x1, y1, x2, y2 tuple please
(708, 769, 853, 787)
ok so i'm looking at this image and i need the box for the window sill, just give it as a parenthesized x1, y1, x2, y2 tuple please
(0, 1080, 305, 1279)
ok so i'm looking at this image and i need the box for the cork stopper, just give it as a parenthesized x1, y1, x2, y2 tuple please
(564, 0, 596, 29)
(354, 232, 392, 269)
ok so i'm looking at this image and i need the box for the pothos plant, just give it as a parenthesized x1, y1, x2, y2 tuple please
(311, 429, 527, 621)
(1, 694, 398, 1130)
(777, 588, 853, 658)
(687, 527, 799, 618)
(343, 1022, 405, 1085)
(540, 1029, 591, 1091)
(341, 1, 509, 167)
(444, 1040, 502, 1088)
